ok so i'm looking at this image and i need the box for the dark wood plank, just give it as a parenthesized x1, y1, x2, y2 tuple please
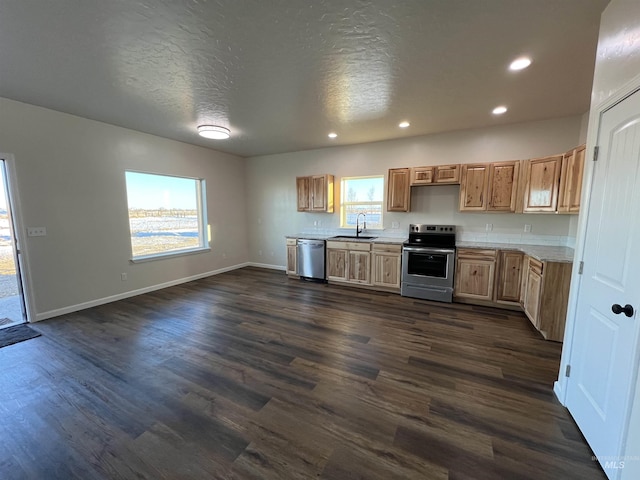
(0, 267, 605, 479)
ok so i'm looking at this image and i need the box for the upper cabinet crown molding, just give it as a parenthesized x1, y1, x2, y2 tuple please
(296, 174, 334, 212)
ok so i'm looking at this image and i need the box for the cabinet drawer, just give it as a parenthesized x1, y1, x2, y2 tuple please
(372, 243, 402, 253)
(326, 241, 371, 252)
(286, 238, 297, 246)
(528, 257, 543, 275)
(457, 248, 497, 260)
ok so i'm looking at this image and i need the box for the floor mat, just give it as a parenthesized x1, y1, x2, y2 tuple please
(0, 317, 13, 326)
(0, 324, 41, 348)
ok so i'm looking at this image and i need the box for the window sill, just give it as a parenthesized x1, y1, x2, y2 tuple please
(130, 246, 211, 264)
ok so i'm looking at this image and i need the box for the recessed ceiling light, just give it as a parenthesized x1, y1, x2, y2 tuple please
(197, 125, 230, 139)
(492, 106, 508, 115)
(328, 132, 338, 139)
(509, 57, 532, 71)
(399, 121, 410, 128)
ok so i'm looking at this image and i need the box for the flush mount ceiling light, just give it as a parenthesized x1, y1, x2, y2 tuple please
(399, 121, 410, 128)
(328, 132, 338, 139)
(509, 57, 532, 71)
(492, 105, 508, 115)
(197, 125, 230, 140)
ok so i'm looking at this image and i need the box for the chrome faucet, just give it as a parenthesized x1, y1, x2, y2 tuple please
(356, 213, 366, 238)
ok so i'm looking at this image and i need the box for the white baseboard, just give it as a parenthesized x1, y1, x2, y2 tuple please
(33, 262, 250, 322)
(248, 262, 286, 271)
(553, 380, 565, 405)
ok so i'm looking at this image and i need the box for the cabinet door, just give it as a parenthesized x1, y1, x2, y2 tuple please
(523, 155, 562, 212)
(434, 164, 461, 184)
(387, 168, 411, 211)
(296, 177, 310, 211)
(310, 175, 326, 211)
(495, 250, 524, 303)
(459, 164, 489, 211)
(524, 268, 542, 328)
(487, 161, 520, 212)
(372, 252, 401, 289)
(558, 145, 585, 213)
(454, 257, 495, 300)
(286, 243, 297, 274)
(411, 166, 434, 185)
(327, 248, 347, 281)
(348, 251, 371, 284)
(523, 258, 543, 327)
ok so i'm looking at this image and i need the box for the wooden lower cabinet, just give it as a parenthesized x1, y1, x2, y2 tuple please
(520, 256, 572, 341)
(286, 238, 298, 275)
(454, 248, 496, 301)
(326, 241, 371, 285)
(454, 248, 571, 341)
(371, 243, 402, 290)
(495, 250, 524, 305)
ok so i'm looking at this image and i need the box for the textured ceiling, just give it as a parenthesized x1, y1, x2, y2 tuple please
(0, 0, 609, 157)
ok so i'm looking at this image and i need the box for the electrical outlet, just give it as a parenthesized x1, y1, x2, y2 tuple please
(121, 273, 128, 281)
(524, 224, 532, 233)
(258, 249, 263, 256)
(392, 221, 400, 229)
(27, 227, 47, 237)
(485, 223, 493, 232)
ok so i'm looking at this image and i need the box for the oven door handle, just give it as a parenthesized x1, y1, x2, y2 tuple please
(402, 247, 456, 254)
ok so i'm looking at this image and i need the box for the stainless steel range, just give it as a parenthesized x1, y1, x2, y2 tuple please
(401, 224, 456, 302)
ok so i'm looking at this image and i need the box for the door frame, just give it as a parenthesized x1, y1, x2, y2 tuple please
(555, 71, 640, 405)
(0, 153, 34, 323)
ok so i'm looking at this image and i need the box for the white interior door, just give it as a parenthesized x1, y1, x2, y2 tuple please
(566, 90, 640, 479)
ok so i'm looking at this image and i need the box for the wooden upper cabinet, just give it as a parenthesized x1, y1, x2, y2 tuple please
(487, 161, 520, 212)
(558, 145, 586, 214)
(411, 164, 460, 186)
(459, 164, 489, 211)
(434, 164, 461, 184)
(296, 174, 334, 212)
(296, 177, 310, 211)
(387, 168, 411, 212)
(522, 155, 562, 212)
(411, 166, 434, 185)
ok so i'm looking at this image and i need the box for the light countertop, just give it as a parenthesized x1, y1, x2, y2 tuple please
(286, 234, 407, 245)
(457, 241, 575, 263)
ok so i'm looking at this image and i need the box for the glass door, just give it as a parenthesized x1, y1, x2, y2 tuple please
(0, 159, 26, 329)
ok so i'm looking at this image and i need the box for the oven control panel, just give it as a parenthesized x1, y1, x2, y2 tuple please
(409, 224, 456, 233)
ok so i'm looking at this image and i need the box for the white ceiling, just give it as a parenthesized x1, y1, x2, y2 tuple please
(0, 0, 609, 157)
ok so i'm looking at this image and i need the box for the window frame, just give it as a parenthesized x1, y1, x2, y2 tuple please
(125, 170, 210, 263)
(339, 175, 385, 229)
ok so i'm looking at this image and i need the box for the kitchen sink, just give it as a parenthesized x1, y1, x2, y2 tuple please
(329, 235, 378, 240)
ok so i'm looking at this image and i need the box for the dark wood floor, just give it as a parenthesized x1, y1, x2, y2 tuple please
(0, 267, 604, 479)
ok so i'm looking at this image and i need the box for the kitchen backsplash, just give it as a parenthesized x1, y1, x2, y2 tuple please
(299, 225, 576, 248)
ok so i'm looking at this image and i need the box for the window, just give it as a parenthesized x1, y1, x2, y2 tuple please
(340, 175, 384, 229)
(125, 171, 208, 260)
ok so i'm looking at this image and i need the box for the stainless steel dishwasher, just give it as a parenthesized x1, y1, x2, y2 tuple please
(296, 239, 326, 281)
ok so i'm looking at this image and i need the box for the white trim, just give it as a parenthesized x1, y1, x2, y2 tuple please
(33, 262, 250, 321)
(0, 153, 35, 323)
(248, 262, 285, 271)
(130, 246, 211, 263)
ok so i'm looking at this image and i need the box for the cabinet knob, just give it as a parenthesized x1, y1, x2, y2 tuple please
(612, 304, 634, 318)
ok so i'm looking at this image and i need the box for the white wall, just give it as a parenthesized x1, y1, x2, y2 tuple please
(0, 97, 249, 320)
(246, 115, 584, 267)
